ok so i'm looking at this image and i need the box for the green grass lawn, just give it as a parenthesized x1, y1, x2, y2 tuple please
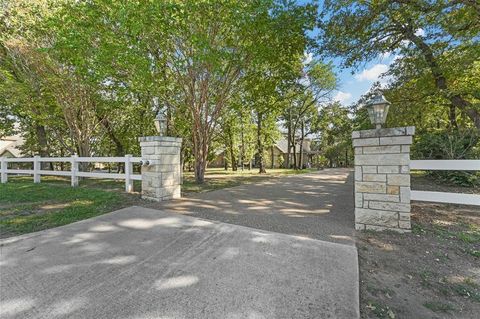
(0, 168, 317, 237)
(0, 177, 139, 237)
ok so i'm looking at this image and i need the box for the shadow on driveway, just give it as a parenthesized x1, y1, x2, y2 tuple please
(0, 207, 359, 319)
(149, 168, 355, 246)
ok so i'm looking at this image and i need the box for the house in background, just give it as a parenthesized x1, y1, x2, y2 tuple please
(209, 149, 227, 168)
(211, 137, 320, 169)
(0, 134, 24, 158)
(262, 137, 319, 169)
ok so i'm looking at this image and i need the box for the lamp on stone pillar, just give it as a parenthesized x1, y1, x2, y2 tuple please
(366, 94, 391, 129)
(154, 112, 167, 136)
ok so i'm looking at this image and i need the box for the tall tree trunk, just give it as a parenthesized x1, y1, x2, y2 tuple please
(285, 108, 292, 168)
(193, 129, 208, 184)
(35, 124, 50, 169)
(230, 150, 236, 171)
(195, 157, 207, 183)
(292, 142, 297, 169)
(257, 113, 266, 174)
(35, 125, 48, 156)
(228, 129, 237, 171)
(407, 30, 480, 129)
(76, 141, 91, 172)
(271, 146, 274, 169)
(240, 112, 245, 171)
(299, 120, 304, 169)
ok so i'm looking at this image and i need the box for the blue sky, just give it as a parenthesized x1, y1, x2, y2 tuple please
(329, 54, 396, 107)
(299, 0, 407, 107)
(304, 37, 399, 108)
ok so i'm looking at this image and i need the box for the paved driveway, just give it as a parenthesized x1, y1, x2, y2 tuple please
(0, 207, 359, 319)
(153, 168, 355, 245)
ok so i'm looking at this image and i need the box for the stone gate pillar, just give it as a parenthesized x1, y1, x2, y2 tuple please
(139, 136, 182, 201)
(352, 127, 415, 232)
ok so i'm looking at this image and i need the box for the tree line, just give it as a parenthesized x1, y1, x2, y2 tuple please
(1, 0, 478, 184)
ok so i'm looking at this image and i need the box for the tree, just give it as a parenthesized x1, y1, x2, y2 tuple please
(281, 59, 336, 169)
(319, 0, 480, 129)
(317, 102, 353, 167)
(1, 0, 133, 160)
(51, 0, 317, 183)
(0, 0, 75, 160)
(239, 80, 283, 174)
(217, 108, 241, 171)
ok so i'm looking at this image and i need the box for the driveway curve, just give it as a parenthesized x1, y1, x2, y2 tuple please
(153, 168, 355, 246)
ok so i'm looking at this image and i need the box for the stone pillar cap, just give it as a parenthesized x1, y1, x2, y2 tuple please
(352, 126, 415, 139)
(139, 136, 183, 143)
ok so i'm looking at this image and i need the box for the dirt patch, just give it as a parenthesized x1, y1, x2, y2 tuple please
(358, 202, 480, 318)
(359, 173, 479, 318)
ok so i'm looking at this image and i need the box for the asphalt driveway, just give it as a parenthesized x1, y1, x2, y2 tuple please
(0, 206, 359, 318)
(152, 168, 356, 245)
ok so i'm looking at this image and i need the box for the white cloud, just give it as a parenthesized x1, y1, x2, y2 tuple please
(415, 28, 425, 37)
(334, 91, 352, 104)
(299, 76, 310, 87)
(355, 64, 389, 82)
(303, 52, 313, 65)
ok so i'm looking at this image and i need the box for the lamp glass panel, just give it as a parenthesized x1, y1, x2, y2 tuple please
(367, 106, 375, 124)
(372, 104, 388, 124)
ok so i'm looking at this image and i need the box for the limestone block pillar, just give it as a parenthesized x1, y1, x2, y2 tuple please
(352, 127, 415, 232)
(139, 136, 182, 201)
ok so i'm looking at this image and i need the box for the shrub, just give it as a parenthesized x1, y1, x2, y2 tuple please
(412, 130, 480, 187)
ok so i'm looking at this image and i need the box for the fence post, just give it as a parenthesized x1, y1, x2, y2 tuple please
(33, 155, 41, 183)
(1, 157, 7, 183)
(125, 154, 133, 193)
(71, 154, 79, 187)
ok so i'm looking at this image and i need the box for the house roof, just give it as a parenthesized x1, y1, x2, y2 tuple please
(275, 139, 289, 153)
(274, 138, 313, 154)
(0, 134, 24, 157)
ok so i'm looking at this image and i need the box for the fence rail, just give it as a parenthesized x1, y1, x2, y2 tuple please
(410, 160, 480, 206)
(411, 160, 480, 171)
(0, 155, 142, 193)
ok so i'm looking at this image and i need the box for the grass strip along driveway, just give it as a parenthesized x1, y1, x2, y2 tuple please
(0, 180, 126, 237)
(0, 168, 316, 238)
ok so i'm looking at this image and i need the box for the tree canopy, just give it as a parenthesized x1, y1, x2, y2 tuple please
(319, 0, 480, 129)
(1, 0, 478, 184)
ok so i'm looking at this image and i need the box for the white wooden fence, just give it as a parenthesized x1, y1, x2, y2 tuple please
(410, 160, 480, 206)
(0, 155, 142, 193)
